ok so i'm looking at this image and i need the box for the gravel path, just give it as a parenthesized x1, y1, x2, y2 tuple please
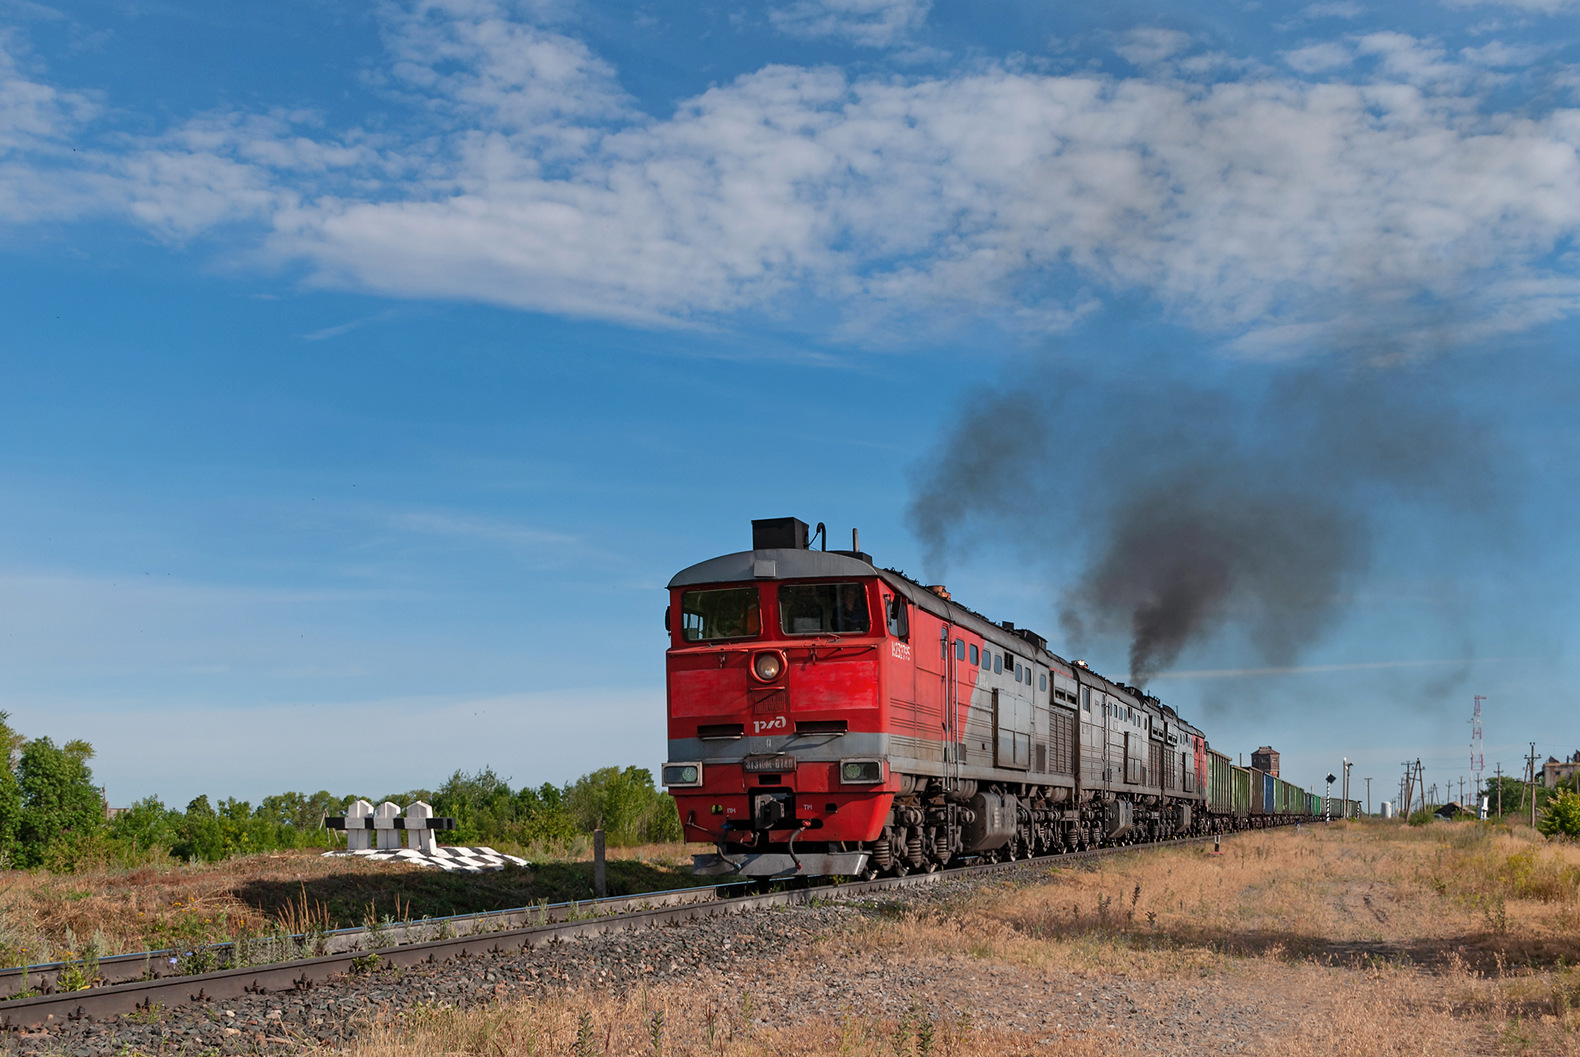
(1, 860, 1306, 1056)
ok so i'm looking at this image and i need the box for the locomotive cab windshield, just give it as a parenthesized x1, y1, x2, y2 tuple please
(680, 587, 761, 641)
(779, 582, 870, 635)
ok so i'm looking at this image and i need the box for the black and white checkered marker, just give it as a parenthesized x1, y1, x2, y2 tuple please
(322, 846, 531, 872)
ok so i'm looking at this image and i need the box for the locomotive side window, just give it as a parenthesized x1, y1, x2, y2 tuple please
(886, 595, 909, 639)
(680, 588, 761, 642)
(970, 644, 979, 665)
(1040, 674, 1047, 691)
(956, 640, 966, 660)
(993, 654, 1002, 674)
(781, 582, 870, 635)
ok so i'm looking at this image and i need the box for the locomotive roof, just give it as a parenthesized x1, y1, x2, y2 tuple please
(667, 548, 876, 587)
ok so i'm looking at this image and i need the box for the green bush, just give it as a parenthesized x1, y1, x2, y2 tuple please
(565, 766, 682, 845)
(418, 766, 677, 848)
(14, 735, 104, 868)
(1539, 789, 1580, 839)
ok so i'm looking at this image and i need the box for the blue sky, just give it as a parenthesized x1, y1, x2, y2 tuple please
(3, 0, 1580, 810)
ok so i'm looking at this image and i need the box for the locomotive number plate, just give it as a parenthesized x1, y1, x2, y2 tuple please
(743, 754, 797, 773)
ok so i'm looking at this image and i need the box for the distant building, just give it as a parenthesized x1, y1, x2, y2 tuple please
(1543, 751, 1580, 789)
(1251, 746, 1280, 777)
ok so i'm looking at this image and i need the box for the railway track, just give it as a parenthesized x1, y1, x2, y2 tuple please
(1, 831, 1246, 1031)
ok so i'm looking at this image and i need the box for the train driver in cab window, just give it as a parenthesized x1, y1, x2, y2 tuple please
(781, 582, 869, 635)
(836, 586, 870, 634)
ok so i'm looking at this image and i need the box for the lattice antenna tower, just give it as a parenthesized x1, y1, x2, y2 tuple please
(1470, 694, 1486, 803)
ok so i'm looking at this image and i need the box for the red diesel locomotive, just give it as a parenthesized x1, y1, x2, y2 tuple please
(661, 518, 1305, 878)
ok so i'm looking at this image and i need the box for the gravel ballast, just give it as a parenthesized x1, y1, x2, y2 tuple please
(4, 858, 1300, 1056)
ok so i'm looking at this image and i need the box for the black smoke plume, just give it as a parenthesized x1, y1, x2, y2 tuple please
(909, 355, 1509, 687)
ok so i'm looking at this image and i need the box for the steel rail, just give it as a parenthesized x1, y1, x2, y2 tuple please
(0, 829, 1262, 1030)
(0, 882, 730, 996)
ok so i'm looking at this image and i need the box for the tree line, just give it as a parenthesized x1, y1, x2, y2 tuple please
(0, 713, 682, 871)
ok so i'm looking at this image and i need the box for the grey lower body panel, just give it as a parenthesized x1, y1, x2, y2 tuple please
(668, 733, 888, 762)
(693, 851, 870, 877)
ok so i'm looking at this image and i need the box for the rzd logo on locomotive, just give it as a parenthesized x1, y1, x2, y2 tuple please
(752, 715, 788, 735)
(890, 641, 912, 661)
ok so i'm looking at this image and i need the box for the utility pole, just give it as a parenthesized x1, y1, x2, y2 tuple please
(1341, 758, 1349, 820)
(1365, 777, 1372, 817)
(1495, 763, 1503, 817)
(1471, 694, 1485, 815)
(1523, 742, 1535, 834)
(1459, 776, 1465, 804)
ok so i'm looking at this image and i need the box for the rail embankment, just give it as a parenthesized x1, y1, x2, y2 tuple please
(10, 822, 1579, 1056)
(345, 820, 1580, 1057)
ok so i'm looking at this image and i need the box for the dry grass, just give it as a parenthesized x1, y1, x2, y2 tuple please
(0, 842, 703, 966)
(341, 820, 1580, 1057)
(349, 984, 1126, 1057)
(953, 818, 1580, 971)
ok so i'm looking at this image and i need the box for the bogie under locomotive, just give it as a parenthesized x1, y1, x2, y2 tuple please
(662, 519, 1351, 878)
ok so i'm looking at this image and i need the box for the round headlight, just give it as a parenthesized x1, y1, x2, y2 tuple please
(752, 651, 784, 682)
(842, 762, 863, 781)
(681, 766, 698, 784)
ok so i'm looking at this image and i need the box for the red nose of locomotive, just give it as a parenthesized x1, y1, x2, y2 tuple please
(662, 518, 895, 876)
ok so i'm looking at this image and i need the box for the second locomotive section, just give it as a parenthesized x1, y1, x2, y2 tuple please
(662, 518, 1217, 879)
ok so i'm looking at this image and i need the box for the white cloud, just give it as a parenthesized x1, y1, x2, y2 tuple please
(1301, 2, 1365, 17)
(9, 12, 1580, 355)
(258, 31, 1580, 352)
(381, 0, 632, 137)
(0, 29, 90, 152)
(1356, 31, 1478, 87)
(0, 29, 101, 224)
(1459, 40, 1546, 65)
(769, 0, 932, 48)
(1113, 28, 1194, 68)
(1282, 41, 1352, 73)
(1440, 0, 1578, 10)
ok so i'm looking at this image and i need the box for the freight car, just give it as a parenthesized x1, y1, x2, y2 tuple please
(662, 519, 1339, 878)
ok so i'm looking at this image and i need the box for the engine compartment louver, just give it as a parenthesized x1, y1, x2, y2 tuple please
(795, 720, 848, 735)
(697, 723, 745, 740)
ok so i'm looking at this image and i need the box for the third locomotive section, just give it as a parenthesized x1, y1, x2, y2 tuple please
(662, 519, 1326, 880)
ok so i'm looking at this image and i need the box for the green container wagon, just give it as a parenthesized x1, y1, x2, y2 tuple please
(1231, 765, 1251, 818)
